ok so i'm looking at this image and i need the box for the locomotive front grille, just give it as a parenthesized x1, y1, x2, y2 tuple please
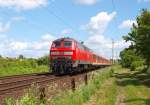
(51, 58, 73, 66)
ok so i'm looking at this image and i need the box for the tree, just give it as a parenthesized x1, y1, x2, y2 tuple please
(123, 9, 150, 70)
(18, 54, 24, 59)
(37, 55, 49, 65)
(120, 48, 144, 70)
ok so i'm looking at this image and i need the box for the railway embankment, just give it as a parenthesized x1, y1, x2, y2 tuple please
(4, 66, 150, 105)
(83, 66, 150, 105)
(3, 67, 112, 105)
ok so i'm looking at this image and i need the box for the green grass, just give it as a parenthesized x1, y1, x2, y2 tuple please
(4, 67, 113, 105)
(4, 84, 46, 105)
(0, 58, 49, 77)
(84, 78, 117, 105)
(50, 68, 112, 105)
(114, 66, 150, 105)
(5, 65, 150, 105)
(123, 76, 150, 105)
(0, 65, 48, 77)
(96, 78, 117, 105)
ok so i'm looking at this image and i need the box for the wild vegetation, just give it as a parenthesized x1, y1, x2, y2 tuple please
(5, 65, 150, 105)
(4, 67, 114, 105)
(120, 48, 144, 70)
(120, 9, 150, 72)
(0, 55, 49, 76)
(80, 66, 150, 105)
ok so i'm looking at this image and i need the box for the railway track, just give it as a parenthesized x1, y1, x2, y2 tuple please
(0, 72, 67, 104)
(0, 69, 102, 104)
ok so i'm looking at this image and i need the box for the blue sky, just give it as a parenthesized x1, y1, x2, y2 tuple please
(0, 0, 149, 58)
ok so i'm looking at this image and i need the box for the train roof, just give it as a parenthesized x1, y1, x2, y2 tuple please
(52, 37, 109, 60)
(53, 37, 76, 42)
(53, 37, 94, 51)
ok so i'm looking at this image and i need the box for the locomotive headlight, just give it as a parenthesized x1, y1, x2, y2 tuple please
(51, 51, 73, 55)
(64, 51, 73, 55)
(51, 51, 59, 55)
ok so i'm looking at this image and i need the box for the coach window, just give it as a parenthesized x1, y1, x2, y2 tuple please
(64, 41, 72, 47)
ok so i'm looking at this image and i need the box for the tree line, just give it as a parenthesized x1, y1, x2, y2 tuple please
(120, 9, 150, 72)
(0, 55, 49, 68)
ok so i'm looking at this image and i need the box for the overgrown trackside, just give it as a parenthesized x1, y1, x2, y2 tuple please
(0, 57, 49, 77)
(4, 65, 150, 105)
(114, 66, 150, 105)
(47, 68, 113, 105)
(82, 66, 150, 105)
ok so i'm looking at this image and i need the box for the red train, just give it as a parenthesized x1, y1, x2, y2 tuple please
(50, 37, 111, 75)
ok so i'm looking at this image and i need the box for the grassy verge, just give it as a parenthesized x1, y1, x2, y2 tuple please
(125, 83, 150, 105)
(0, 58, 49, 77)
(0, 65, 48, 77)
(6, 65, 150, 105)
(84, 78, 117, 105)
(4, 67, 113, 105)
(114, 66, 150, 105)
(50, 67, 112, 105)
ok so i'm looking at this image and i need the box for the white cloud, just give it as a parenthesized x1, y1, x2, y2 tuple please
(83, 11, 130, 59)
(0, 0, 48, 10)
(86, 35, 111, 48)
(0, 16, 25, 33)
(33, 34, 56, 51)
(85, 35, 131, 59)
(8, 41, 28, 51)
(0, 22, 10, 33)
(0, 34, 56, 57)
(85, 11, 116, 34)
(75, 0, 97, 5)
(119, 20, 137, 29)
(41, 33, 56, 42)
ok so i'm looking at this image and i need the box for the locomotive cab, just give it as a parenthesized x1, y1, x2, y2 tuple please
(50, 38, 75, 75)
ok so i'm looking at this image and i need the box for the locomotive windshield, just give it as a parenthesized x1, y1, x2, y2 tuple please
(64, 41, 72, 47)
(54, 41, 61, 48)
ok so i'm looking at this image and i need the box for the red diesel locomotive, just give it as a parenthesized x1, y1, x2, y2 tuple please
(50, 37, 111, 75)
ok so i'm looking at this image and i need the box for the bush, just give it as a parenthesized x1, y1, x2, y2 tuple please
(0, 57, 48, 76)
(120, 48, 144, 70)
(130, 60, 144, 71)
(50, 68, 111, 105)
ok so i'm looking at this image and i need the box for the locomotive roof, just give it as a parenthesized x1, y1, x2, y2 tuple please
(53, 37, 93, 51)
(53, 37, 75, 42)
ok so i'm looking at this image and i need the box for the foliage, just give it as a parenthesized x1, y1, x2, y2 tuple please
(0, 56, 49, 77)
(120, 48, 144, 70)
(50, 68, 112, 105)
(114, 67, 150, 105)
(123, 9, 150, 70)
(18, 54, 24, 59)
(37, 55, 49, 66)
(5, 94, 37, 105)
